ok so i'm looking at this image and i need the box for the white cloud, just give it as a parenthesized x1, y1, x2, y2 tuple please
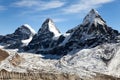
(13, 0, 40, 7)
(36, 1, 65, 11)
(63, 0, 114, 14)
(13, 0, 65, 11)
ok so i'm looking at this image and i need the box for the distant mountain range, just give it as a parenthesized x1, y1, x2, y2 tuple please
(1, 9, 120, 79)
(0, 9, 119, 55)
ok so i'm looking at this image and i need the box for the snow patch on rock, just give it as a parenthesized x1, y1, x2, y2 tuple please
(82, 9, 105, 26)
(23, 24, 36, 35)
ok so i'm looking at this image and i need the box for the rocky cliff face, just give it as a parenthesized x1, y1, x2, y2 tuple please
(65, 10, 119, 49)
(0, 48, 120, 80)
(0, 49, 9, 61)
(25, 18, 61, 53)
(1, 9, 120, 79)
(0, 24, 36, 49)
(0, 70, 119, 80)
(36, 9, 119, 55)
(1, 9, 119, 56)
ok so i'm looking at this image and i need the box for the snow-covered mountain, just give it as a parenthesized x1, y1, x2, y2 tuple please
(67, 9, 119, 47)
(36, 9, 119, 55)
(1, 43, 120, 79)
(0, 9, 119, 56)
(24, 18, 61, 53)
(0, 24, 36, 49)
(38, 18, 61, 38)
(0, 9, 120, 79)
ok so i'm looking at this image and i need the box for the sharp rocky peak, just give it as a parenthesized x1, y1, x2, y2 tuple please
(14, 24, 36, 36)
(21, 24, 36, 34)
(42, 18, 53, 25)
(64, 9, 119, 51)
(38, 18, 61, 37)
(82, 9, 106, 26)
(0, 24, 36, 49)
(66, 9, 108, 35)
(79, 9, 110, 35)
(12, 10, 119, 55)
(25, 18, 61, 51)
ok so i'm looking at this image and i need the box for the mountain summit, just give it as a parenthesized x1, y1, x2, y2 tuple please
(82, 9, 105, 26)
(1, 9, 120, 79)
(67, 9, 119, 48)
(0, 9, 119, 56)
(82, 9, 109, 35)
(25, 18, 61, 52)
(0, 24, 36, 49)
(22, 9, 120, 55)
(45, 9, 120, 55)
(66, 9, 106, 34)
(38, 18, 61, 37)
(14, 24, 36, 37)
(21, 24, 36, 35)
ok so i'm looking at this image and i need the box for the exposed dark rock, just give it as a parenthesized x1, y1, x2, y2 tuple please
(0, 49, 9, 61)
(40, 9, 119, 55)
(25, 18, 61, 52)
(0, 24, 35, 49)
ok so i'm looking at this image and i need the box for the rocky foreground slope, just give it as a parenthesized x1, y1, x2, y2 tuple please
(0, 70, 120, 80)
(1, 44, 120, 80)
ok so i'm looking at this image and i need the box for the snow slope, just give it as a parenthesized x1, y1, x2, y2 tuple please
(21, 24, 36, 46)
(82, 9, 105, 26)
(22, 24, 36, 35)
(21, 36, 33, 46)
(1, 43, 120, 78)
(47, 19, 61, 38)
(0, 9, 120, 79)
(38, 18, 61, 37)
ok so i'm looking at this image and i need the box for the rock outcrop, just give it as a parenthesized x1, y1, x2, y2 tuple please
(25, 18, 61, 53)
(0, 24, 36, 49)
(36, 9, 119, 55)
(0, 49, 9, 61)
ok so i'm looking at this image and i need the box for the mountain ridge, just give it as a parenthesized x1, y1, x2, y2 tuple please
(0, 24, 36, 49)
(0, 9, 119, 55)
(0, 9, 120, 79)
(29, 9, 119, 55)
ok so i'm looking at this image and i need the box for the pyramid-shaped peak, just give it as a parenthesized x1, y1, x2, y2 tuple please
(82, 9, 105, 26)
(46, 18, 53, 21)
(42, 18, 53, 25)
(20, 24, 36, 35)
(89, 9, 98, 15)
(38, 18, 61, 37)
(14, 24, 36, 36)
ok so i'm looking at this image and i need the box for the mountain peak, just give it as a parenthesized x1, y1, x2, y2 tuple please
(14, 24, 36, 37)
(38, 18, 61, 37)
(89, 9, 98, 15)
(43, 18, 53, 24)
(82, 9, 106, 26)
(21, 24, 36, 35)
(42, 18, 54, 28)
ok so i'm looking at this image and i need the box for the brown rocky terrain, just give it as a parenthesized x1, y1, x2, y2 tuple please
(0, 49, 9, 61)
(0, 50, 120, 80)
(0, 70, 119, 80)
(9, 53, 23, 66)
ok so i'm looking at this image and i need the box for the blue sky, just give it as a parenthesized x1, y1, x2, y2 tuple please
(0, 0, 120, 35)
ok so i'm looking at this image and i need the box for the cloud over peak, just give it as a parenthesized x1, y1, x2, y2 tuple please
(13, 0, 65, 11)
(63, 0, 114, 14)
